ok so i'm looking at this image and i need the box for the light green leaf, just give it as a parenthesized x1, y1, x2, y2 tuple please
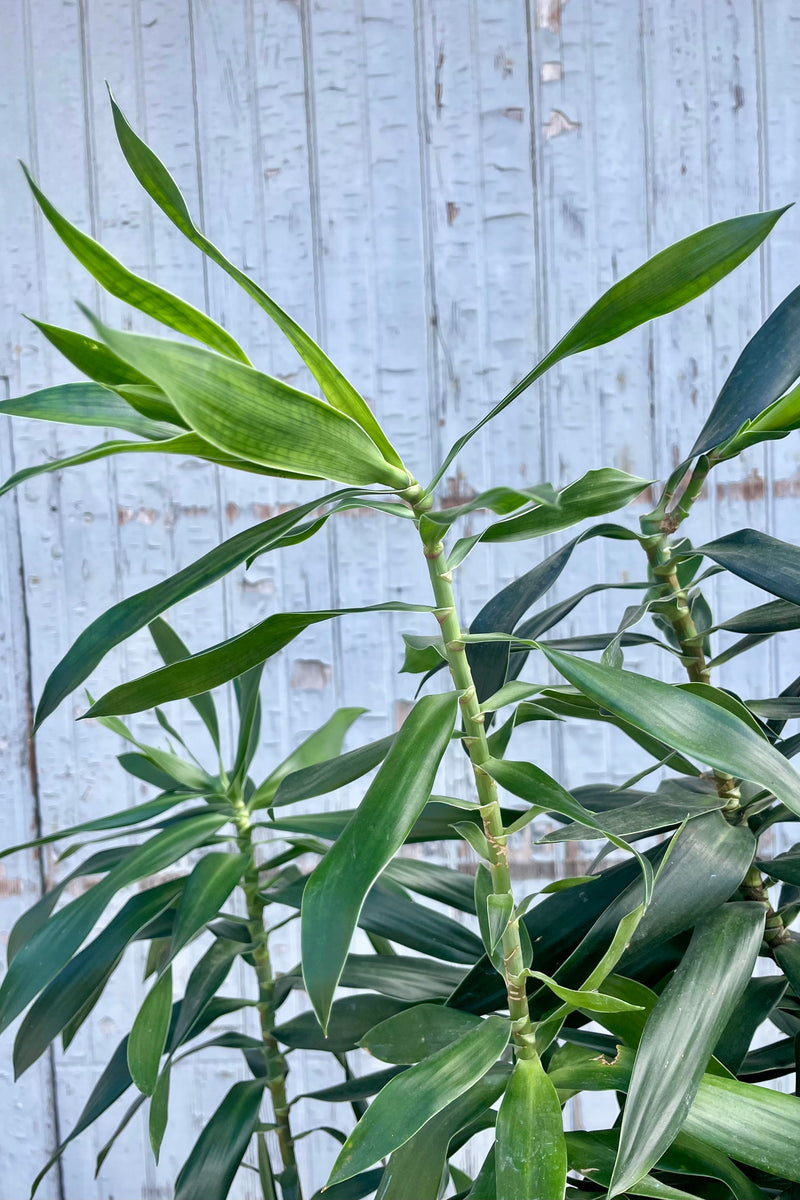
(86, 317, 409, 488)
(543, 647, 800, 815)
(109, 89, 403, 469)
(0, 380, 177, 439)
(327, 1015, 511, 1186)
(496, 1053, 567, 1200)
(430, 206, 788, 490)
(608, 903, 765, 1197)
(529, 969, 644, 1015)
(128, 966, 172, 1095)
(301, 693, 456, 1030)
(22, 164, 248, 362)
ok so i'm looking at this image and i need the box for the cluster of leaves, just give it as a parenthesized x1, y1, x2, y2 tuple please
(3, 88, 800, 1199)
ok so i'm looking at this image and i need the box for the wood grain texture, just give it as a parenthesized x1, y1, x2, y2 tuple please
(1, 0, 799, 1193)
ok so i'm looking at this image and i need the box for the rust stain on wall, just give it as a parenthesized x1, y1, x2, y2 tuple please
(537, 0, 568, 34)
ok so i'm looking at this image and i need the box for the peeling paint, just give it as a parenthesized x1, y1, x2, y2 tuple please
(544, 108, 581, 138)
(290, 659, 332, 690)
(541, 61, 563, 83)
(537, 0, 567, 34)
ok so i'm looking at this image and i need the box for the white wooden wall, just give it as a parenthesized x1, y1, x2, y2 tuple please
(2, 0, 800, 1195)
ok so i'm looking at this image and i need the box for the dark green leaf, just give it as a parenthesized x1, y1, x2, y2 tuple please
(431, 207, 788, 490)
(168, 853, 247, 960)
(361, 1003, 480, 1064)
(382, 856, 476, 914)
(109, 90, 403, 469)
(543, 648, 800, 813)
(171, 938, 242, 1047)
(174, 1079, 265, 1200)
(695, 529, 800, 606)
(22, 164, 248, 362)
(149, 618, 220, 750)
(717, 598, 800, 635)
(273, 995, 408, 1053)
(296, 1067, 406, 1105)
(35, 490, 358, 727)
(496, 1053, 567, 1200)
(541, 792, 724, 843)
(253, 707, 368, 808)
(0, 793, 188, 863)
(85, 602, 432, 718)
(269, 733, 393, 809)
(692, 283, 800, 456)
(327, 1016, 511, 1186)
(301, 692, 457, 1030)
(714, 975, 788, 1074)
(149, 1062, 171, 1160)
(339, 955, 464, 1002)
(608, 903, 765, 1196)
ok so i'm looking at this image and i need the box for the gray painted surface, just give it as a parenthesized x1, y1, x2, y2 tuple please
(1, 0, 799, 1194)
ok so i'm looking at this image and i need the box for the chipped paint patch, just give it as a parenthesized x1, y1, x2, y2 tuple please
(537, 0, 568, 33)
(541, 61, 563, 83)
(290, 659, 332, 690)
(544, 109, 581, 138)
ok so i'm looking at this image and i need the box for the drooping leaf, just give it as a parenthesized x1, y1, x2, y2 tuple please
(128, 966, 173, 1096)
(543, 647, 800, 814)
(0, 811, 226, 1034)
(691, 282, 800, 455)
(22, 164, 249, 362)
(714, 975, 788, 1074)
(695, 529, 800, 606)
(85, 602, 433, 718)
(171, 938, 243, 1047)
(430, 206, 788, 489)
(360, 1003, 480, 1064)
(301, 693, 456, 1029)
(34, 488, 359, 727)
(339, 955, 464, 1002)
(109, 89, 403, 469)
(86, 316, 408, 488)
(296, 1067, 406, 1106)
(541, 791, 724, 843)
(608, 903, 765, 1196)
(0, 380, 177, 440)
(327, 1016, 511, 1186)
(496, 1053, 567, 1200)
(174, 1079, 265, 1200)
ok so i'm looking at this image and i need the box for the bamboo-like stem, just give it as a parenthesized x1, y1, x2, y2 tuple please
(231, 794, 301, 1200)
(410, 498, 536, 1058)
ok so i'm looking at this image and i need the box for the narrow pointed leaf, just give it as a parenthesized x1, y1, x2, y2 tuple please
(608, 903, 765, 1197)
(0, 793, 188, 863)
(696, 529, 800, 606)
(171, 938, 242, 1047)
(0, 380, 176, 439)
(431, 206, 788, 489)
(28, 317, 151, 385)
(496, 1053, 567, 1200)
(149, 618, 220, 750)
(253, 707, 367, 808)
(692, 282, 800, 455)
(168, 853, 247, 960)
(273, 995, 408, 1054)
(109, 90, 403, 468)
(327, 1016, 511, 1186)
(301, 693, 456, 1029)
(543, 647, 800, 814)
(360, 1003, 480, 1064)
(339, 955, 464, 1002)
(35, 489, 358, 727)
(174, 1079, 265, 1200)
(128, 966, 172, 1095)
(87, 317, 407, 488)
(382, 856, 476, 914)
(85, 601, 432, 717)
(149, 1062, 171, 1160)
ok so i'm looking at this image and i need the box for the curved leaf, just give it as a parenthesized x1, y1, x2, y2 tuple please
(88, 317, 408, 488)
(253, 707, 368, 808)
(430, 206, 788, 490)
(273, 995, 408, 1054)
(109, 89, 403, 469)
(496, 1053, 567, 1200)
(148, 618, 220, 751)
(608, 903, 765, 1196)
(168, 853, 247, 960)
(543, 647, 800, 814)
(301, 692, 457, 1029)
(696, 529, 800, 606)
(0, 380, 176, 439)
(327, 1015, 511, 1186)
(361, 1003, 480, 1064)
(128, 966, 172, 1095)
(174, 1078, 265, 1200)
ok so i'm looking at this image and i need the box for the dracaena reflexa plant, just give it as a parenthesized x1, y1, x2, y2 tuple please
(3, 87, 800, 1199)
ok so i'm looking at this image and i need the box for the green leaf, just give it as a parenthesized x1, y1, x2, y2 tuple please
(174, 1079, 265, 1200)
(22, 164, 249, 363)
(0, 811, 225, 1034)
(450, 469, 651, 563)
(568, 1129, 747, 1200)
(35, 489, 358, 727)
(149, 1062, 171, 1161)
(149, 619, 221, 750)
(87, 315, 408, 488)
(529, 970, 644, 1015)
(541, 791, 725, 844)
(496, 1053, 567, 1200)
(253, 707, 368, 808)
(171, 938, 242, 1047)
(301, 693, 456, 1029)
(714, 975, 787, 1074)
(381, 856, 476, 914)
(543, 647, 800, 814)
(13, 880, 181, 1077)
(296, 1067, 405, 1105)
(230, 664, 264, 787)
(691, 282, 800, 455)
(486, 893, 513, 951)
(327, 1015, 511, 1186)
(127, 965, 173, 1095)
(339, 955, 464, 1003)
(168, 853, 247, 960)
(29, 317, 152, 385)
(85, 602, 432, 718)
(0, 793, 188, 863)
(109, 89, 403, 469)
(0, 381, 177, 440)
(695, 529, 800, 605)
(430, 206, 788, 490)
(361, 1003, 480, 1064)
(758, 843, 800, 885)
(273, 995, 409, 1054)
(375, 1068, 508, 1200)
(608, 903, 765, 1197)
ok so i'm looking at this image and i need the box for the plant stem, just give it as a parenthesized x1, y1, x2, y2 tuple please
(411, 501, 536, 1057)
(231, 794, 301, 1200)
